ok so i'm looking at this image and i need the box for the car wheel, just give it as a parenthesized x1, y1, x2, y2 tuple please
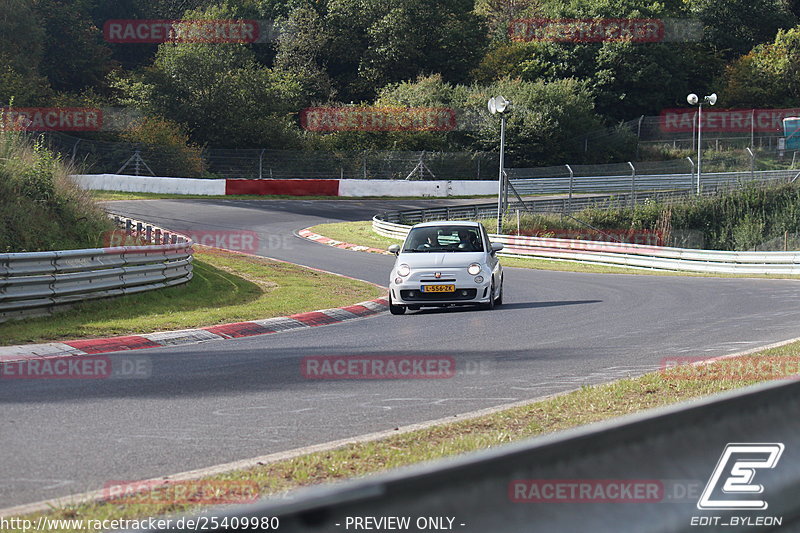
(480, 282, 495, 310)
(389, 293, 406, 315)
(495, 279, 503, 306)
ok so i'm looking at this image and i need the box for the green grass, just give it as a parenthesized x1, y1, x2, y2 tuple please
(6, 340, 800, 532)
(91, 191, 496, 201)
(0, 248, 384, 345)
(308, 220, 403, 250)
(1, 133, 113, 252)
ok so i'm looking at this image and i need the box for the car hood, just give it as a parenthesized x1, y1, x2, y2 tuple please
(397, 252, 487, 268)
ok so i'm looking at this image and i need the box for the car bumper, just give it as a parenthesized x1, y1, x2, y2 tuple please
(389, 278, 492, 306)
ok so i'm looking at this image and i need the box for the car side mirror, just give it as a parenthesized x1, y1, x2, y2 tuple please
(388, 244, 401, 255)
(490, 242, 504, 253)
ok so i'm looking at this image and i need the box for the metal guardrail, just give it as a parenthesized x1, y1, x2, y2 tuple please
(142, 378, 800, 533)
(506, 169, 798, 197)
(372, 218, 800, 274)
(0, 215, 193, 323)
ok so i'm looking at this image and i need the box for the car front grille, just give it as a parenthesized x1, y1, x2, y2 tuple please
(400, 289, 478, 301)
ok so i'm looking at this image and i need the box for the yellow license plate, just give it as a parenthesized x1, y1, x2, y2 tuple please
(422, 285, 455, 293)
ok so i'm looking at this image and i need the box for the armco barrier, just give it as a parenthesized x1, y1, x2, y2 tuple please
(142, 378, 800, 532)
(372, 216, 800, 274)
(0, 216, 193, 323)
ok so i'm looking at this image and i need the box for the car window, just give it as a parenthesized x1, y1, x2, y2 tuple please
(403, 226, 484, 252)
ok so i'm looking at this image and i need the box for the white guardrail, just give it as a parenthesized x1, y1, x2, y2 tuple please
(0, 215, 193, 323)
(373, 217, 800, 274)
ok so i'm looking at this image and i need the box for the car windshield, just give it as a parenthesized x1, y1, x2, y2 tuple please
(402, 226, 484, 252)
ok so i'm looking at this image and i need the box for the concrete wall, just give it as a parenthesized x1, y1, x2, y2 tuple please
(338, 179, 497, 197)
(71, 174, 226, 195)
(71, 174, 499, 197)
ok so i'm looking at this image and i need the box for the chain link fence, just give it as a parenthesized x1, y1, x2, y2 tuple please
(38, 131, 499, 180)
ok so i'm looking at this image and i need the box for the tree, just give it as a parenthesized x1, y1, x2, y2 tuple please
(719, 26, 800, 107)
(34, 0, 116, 92)
(112, 4, 305, 148)
(689, 0, 796, 59)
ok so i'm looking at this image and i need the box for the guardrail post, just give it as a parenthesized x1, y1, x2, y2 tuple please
(565, 164, 574, 214)
(628, 161, 636, 208)
(146, 225, 152, 243)
(125, 219, 133, 235)
(154, 229, 161, 245)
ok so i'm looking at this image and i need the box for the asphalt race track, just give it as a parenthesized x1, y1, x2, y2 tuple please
(3, 198, 800, 509)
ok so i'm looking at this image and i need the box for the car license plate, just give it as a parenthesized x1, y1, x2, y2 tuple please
(422, 285, 455, 293)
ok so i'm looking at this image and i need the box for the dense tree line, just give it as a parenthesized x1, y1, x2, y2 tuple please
(2, 0, 799, 166)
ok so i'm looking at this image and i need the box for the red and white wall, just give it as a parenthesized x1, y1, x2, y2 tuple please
(71, 174, 499, 197)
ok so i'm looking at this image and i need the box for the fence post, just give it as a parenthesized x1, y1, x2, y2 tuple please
(629, 161, 636, 208)
(565, 164, 574, 214)
(71, 139, 81, 165)
(686, 157, 695, 193)
(746, 147, 755, 182)
(363, 153, 368, 179)
(258, 149, 265, 179)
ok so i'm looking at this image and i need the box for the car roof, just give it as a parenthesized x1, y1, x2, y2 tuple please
(411, 220, 482, 229)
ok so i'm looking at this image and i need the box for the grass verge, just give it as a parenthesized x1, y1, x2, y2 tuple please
(308, 221, 800, 278)
(5, 341, 800, 532)
(0, 247, 384, 345)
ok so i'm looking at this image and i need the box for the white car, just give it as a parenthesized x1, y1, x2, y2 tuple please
(387, 221, 504, 315)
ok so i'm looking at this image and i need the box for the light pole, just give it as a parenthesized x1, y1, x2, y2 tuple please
(488, 96, 511, 233)
(687, 93, 717, 194)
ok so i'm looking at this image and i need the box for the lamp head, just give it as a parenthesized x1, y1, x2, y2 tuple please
(687, 93, 699, 106)
(705, 93, 717, 105)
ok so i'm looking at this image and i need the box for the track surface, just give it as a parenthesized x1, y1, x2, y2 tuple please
(3, 198, 800, 509)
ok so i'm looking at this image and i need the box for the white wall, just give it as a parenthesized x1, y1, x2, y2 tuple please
(71, 174, 226, 196)
(338, 179, 497, 197)
(71, 174, 499, 197)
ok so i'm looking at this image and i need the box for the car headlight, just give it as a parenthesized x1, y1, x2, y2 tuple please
(467, 263, 481, 275)
(397, 264, 411, 277)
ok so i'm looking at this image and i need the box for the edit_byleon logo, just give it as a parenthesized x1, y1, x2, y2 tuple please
(697, 443, 784, 510)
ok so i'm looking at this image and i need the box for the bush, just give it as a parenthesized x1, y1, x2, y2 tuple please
(0, 131, 113, 252)
(120, 116, 206, 177)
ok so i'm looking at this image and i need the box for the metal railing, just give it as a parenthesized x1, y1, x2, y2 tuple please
(373, 216, 800, 274)
(0, 215, 193, 323)
(144, 378, 800, 532)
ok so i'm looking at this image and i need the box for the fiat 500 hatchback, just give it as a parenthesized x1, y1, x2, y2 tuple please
(387, 221, 503, 315)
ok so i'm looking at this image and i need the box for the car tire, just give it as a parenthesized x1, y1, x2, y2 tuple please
(480, 282, 495, 310)
(389, 293, 406, 315)
(495, 279, 503, 306)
